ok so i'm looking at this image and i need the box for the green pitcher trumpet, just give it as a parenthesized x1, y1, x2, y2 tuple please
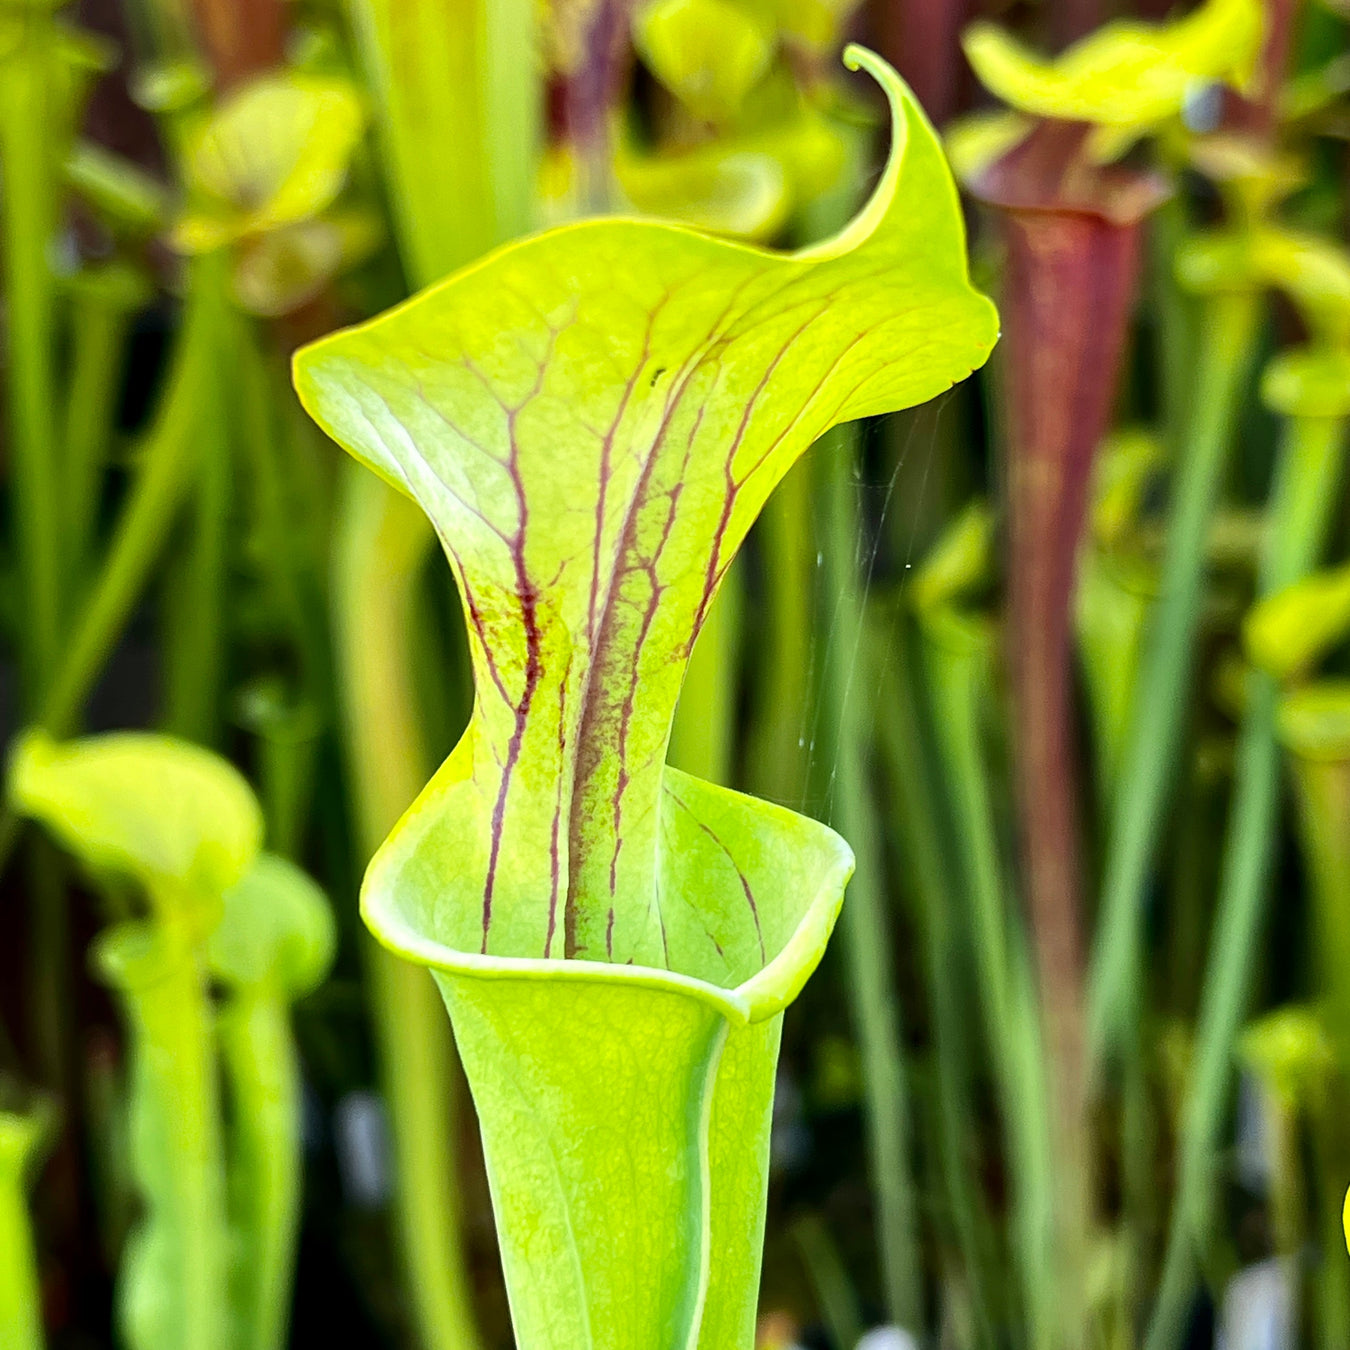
(92, 917, 230, 1350)
(1277, 682, 1350, 1049)
(0, 1107, 49, 1350)
(1075, 430, 1164, 803)
(6, 731, 328, 1350)
(9, 731, 262, 1350)
(295, 44, 995, 1350)
(209, 854, 335, 1350)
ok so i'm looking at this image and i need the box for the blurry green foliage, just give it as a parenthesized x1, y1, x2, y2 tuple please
(0, 1107, 49, 1350)
(9, 733, 331, 1350)
(9, 731, 262, 913)
(171, 73, 378, 315)
(963, 0, 1263, 156)
(1246, 566, 1350, 682)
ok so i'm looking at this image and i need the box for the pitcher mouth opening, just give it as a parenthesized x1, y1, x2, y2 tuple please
(362, 845, 851, 1029)
(361, 765, 854, 1028)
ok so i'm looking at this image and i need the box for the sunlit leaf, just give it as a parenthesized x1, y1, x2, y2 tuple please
(963, 0, 1263, 153)
(635, 0, 774, 123)
(1245, 565, 1350, 682)
(616, 139, 790, 238)
(295, 46, 995, 969)
(9, 731, 263, 908)
(208, 853, 336, 996)
(1178, 227, 1350, 341)
(172, 73, 365, 254)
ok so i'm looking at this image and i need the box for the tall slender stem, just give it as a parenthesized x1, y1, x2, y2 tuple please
(1289, 748, 1350, 1049)
(161, 371, 231, 746)
(968, 140, 1167, 1319)
(0, 258, 226, 876)
(1149, 195, 1196, 458)
(1145, 409, 1349, 1350)
(233, 321, 332, 854)
(816, 425, 924, 1334)
(916, 608, 1056, 1350)
(46, 259, 228, 738)
(749, 460, 817, 809)
(995, 201, 1150, 1334)
(792, 1215, 865, 1350)
(2, 12, 73, 1117)
(0, 5, 64, 698)
(217, 991, 304, 1350)
(876, 615, 998, 1346)
(63, 277, 142, 585)
(332, 468, 483, 1350)
(1310, 1098, 1350, 1350)
(1087, 290, 1263, 1069)
(98, 915, 229, 1350)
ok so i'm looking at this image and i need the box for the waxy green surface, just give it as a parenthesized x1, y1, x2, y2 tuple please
(296, 45, 995, 1350)
(295, 46, 996, 971)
